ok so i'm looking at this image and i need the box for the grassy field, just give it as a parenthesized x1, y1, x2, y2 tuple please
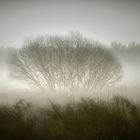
(0, 94, 139, 140)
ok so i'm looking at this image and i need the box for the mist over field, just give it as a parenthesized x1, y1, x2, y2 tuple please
(0, 0, 140, 139)
(0, 35, 140, 140)
(0, 34, 140, 104)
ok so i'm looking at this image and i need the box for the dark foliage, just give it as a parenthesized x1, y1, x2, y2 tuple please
(0, 96, 139, 140)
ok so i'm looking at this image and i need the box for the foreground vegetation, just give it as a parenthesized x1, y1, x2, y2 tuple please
(0, 95, 139, 140)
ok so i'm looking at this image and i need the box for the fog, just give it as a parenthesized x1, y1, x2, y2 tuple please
(1, 0, 140, 47)
(0, 37, 140, 105)
(111, 43, 140, 88)
(0, 0, 140, 105)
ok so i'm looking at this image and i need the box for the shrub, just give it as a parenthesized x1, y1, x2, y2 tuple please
(0, 96, 139, 140)
(8, 33, 122, 91)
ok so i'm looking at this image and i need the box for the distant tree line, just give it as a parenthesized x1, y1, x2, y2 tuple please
(111, 41, 140, 65)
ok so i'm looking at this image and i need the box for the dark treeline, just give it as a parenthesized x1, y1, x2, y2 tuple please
(0, 96, 140, 140)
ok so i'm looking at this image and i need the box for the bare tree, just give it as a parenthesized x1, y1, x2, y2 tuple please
(8, 33, 122, 91)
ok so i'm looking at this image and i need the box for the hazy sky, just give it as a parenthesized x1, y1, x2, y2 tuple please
(0, 0, 140, 47)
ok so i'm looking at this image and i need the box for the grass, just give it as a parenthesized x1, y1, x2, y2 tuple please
(0, 95, 139, 140)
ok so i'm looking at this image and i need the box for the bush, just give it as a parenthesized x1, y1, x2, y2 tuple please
(8, 33, 122, 91)
(0, 96, 139, 140)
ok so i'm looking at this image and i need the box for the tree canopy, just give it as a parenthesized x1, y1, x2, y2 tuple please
(8, 33, 122, 91)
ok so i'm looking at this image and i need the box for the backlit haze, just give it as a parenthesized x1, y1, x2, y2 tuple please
(0, 0, 140, 47)
(0, 0, 140, 104)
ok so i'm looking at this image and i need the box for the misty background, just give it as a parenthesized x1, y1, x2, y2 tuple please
(0, 0, 140, 104)
(1, 0, 140, 47)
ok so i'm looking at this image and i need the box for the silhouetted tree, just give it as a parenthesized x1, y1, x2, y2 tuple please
(8, 33, 122, 91)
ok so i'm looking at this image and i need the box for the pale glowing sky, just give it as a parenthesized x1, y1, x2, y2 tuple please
(0, 0, 140, 47)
